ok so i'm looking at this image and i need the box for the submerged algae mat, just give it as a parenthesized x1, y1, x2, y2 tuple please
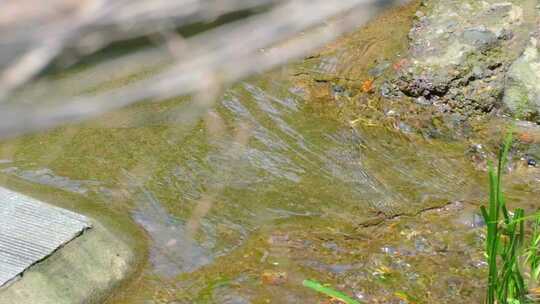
(0, 2, 501, 303)
(0, 71, 485, 303)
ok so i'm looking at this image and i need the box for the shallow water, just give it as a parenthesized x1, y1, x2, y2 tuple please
(1, 2, 539, 303)
(0, 71, 486, 303)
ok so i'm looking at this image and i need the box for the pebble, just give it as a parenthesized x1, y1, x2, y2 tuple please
(261, 270, 287, 285)
(381, 246, 397, 255)
(398, 122, 414, 133)
(416, 96, 432, 105)
(332, 84, 345, 95)
(528, 158, 537, 167)
(385, 109, 398, 117)
(472, 66, 484, 79)
(471, 213, 486, 228)
(380, 83, 396, 98)
(368, 61, 390, 77)
(462, 28, 497, 48)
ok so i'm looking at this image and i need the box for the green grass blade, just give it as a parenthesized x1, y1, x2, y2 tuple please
(480, 206, 489, 223)
(303, 280, 363, 304)
(485, 160, 500, 304)
(498, 133, 512, 223)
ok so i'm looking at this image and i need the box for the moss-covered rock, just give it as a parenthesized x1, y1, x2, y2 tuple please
(504, 37, 540, 122)
(395, 0, 536, 117)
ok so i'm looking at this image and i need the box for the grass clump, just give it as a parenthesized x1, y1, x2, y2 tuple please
(480, 133, 540, 304)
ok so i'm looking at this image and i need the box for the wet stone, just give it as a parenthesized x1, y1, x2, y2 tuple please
(471, 213, 486, 228)
(368, 61, 391, 78)
(381, 246, 397, 255)
(471, 66, 484, 79)
(416, 96, 432, 106)
(461, 28, 498, 49)
(504, 38, 540, 121)
(413, 237, 432, 253)
(380, 82, 400, 98)
(395, 0, 531, 117)
(331, 84, 346, 95)
(261, 270, 288, 285)
(398, 122, 414, 133)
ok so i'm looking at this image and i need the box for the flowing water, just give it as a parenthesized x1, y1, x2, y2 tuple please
(1, 2, 540, 304)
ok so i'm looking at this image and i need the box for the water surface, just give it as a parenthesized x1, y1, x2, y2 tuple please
(1, 2, 536, 303)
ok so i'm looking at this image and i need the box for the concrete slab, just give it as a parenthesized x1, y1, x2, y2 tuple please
(0, 186, 91, 287)
(0, 221, 136, 304)
(0, 186, 137, 304)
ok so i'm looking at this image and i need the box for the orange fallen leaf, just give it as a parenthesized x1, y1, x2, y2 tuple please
(361, 79, 374, 93)
(518, 132, 535, 143)
(392, 59, 408, 71)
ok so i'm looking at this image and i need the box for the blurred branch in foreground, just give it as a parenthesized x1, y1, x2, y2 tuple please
(0, 0, 407, 139)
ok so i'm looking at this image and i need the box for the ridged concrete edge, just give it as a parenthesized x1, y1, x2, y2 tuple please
(0, 217, 135, 304)
(0, 186, 92, 287)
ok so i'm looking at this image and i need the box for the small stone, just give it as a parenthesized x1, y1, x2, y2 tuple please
(472, 66, 484, 79)
(380, 82, 397, 98)
(488, 2, 513, 14)
(261, 270, 287, 285)
(416, 96, 432, 105)
(368, 61, 390, 77)
(528, 158, 537, 167)
(322, 241, 339, 251)
(398, 122, 414, 133)
(472, 213, 486, 228)
(462, 28, 497, 48)
(414, 237, 432, 253)
(381, 246, 397, 255)
(385, 109, 398, 117)
(166, 239, 177, 247)
(496, 28, 514, 41)
(332, 85, 345, 95)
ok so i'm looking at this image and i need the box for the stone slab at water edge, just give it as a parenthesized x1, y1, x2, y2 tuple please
(0, 187, 136, 304)
(0, 186, 91, 287)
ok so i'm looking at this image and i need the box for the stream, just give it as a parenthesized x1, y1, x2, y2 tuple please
(1, 1, 540, 303)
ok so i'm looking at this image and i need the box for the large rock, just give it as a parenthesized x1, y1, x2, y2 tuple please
(395, 0, 535, 116)
(504, 37, 540, 122)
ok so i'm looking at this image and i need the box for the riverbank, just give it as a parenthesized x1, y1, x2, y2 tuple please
(295, 0, 540, 171)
